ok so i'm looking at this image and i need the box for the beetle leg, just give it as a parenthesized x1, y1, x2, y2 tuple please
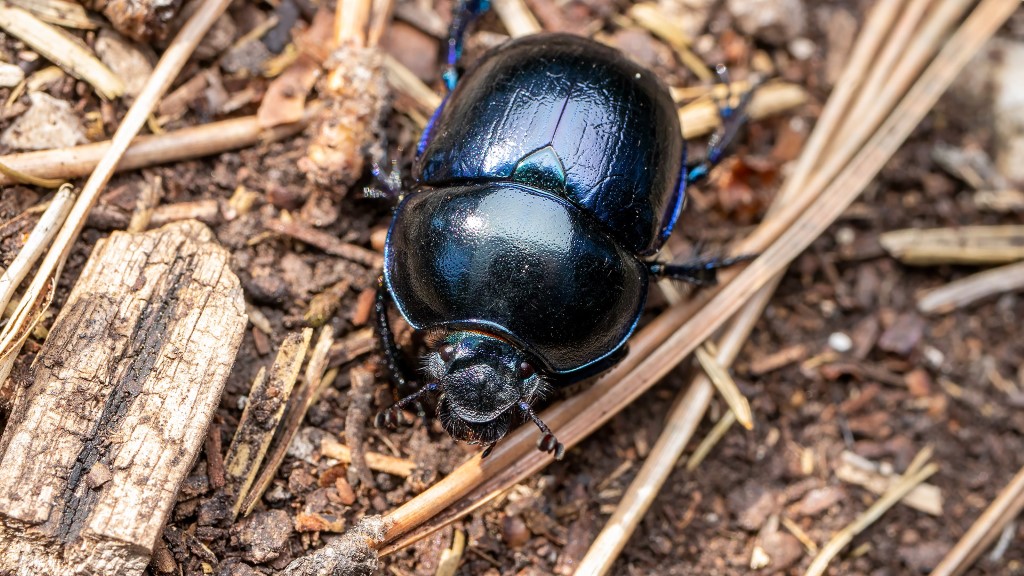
(376, 382, 440, 428)
(518, 401, 566, 460)
(686, 65, 761, 184)
(648, 254, 756, 287)
(442, 0, 490, 91)
(375, 275, 420, 393)
(363, 157, 405, 203)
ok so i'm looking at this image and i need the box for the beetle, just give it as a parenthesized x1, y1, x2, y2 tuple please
(373, 19, 754, 460)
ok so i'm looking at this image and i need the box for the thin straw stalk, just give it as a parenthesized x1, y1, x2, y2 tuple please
(930, 464, 1024, 576)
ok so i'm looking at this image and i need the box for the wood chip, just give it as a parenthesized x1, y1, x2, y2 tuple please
(0, 62, 24, 88)
(0, 5, 124, 99)
(95, 29, 154, 99)
(257, 9, 333, 129)
(0, 221, 246, 576)
(239, 327, 337, 517)
(1, 92, 87, 151)
(224, 328, 313, 519)
(84, 0, 182, 42)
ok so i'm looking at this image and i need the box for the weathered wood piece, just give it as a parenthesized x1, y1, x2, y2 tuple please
(0, 220, 246, 576)
(223, 328, 311, 520)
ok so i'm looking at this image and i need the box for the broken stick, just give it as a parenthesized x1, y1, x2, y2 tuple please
(0, 220, 246, 576)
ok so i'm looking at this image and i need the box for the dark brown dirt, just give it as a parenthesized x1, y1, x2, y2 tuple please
(1, 1, 1023, 575)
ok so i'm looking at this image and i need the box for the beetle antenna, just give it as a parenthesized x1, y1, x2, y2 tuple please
(518, 401, 565, 460)
(375, 382, 439, 428)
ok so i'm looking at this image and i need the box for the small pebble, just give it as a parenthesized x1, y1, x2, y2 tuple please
(828, 332, 853, 353)
(233, 509, 293, 563)
(502, 515, 530, 548)
(787, 37, 816, 61)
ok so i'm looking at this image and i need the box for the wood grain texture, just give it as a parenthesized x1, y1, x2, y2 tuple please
(0, 220, 246, 576)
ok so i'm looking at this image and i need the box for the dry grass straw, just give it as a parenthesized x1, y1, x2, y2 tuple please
(0, 185, 76, 391)
(880, 225, 1024, 265)
(694, 344, 752, 430)
(627, 2, 712, 81)
(224, 329, 313, 520)
(492, 0, 542, 38)
(366, 0, 1019, 559)
(0, 0, 233, 380)
(931, 464, 1024, 576)
(7, 0, 99, 29)
(0, 4, 122, 99)
(678, 82, 807, 139)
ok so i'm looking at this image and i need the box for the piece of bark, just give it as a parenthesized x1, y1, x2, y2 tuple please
(223, 328, 312, 520)
(86, 0, 182, 42)
(0, 220, 246, 576)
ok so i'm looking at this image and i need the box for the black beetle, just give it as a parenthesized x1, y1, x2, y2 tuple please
(374, 26, 753, 459)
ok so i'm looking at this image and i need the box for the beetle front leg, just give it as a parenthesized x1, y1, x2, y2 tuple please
(648, 254, 756, 287)
(443, 0, 490, 91)
(519, 401, 566, 460)
(375, 276, 414, 389)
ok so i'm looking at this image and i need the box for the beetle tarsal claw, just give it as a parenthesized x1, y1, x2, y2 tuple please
(519, 401, 565, 460)
(374, 406, 405, 429)
(537, 433, 566, 460)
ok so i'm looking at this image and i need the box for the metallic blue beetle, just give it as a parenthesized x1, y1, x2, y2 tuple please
(375, 23, 752, 459)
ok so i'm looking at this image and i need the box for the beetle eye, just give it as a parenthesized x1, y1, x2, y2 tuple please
(439, 344, 455, 362)
(518, 361, 535, 379)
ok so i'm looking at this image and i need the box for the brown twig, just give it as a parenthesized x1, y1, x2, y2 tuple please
(264, 217, 384, 269)
(346, 365, 378, 488)
(302, 0, 393, 186)
(0, 105, 319, 188)
(917, 260, 1024, 314)
(320, 435, 417, 478)
(880, 225, 1024, 265)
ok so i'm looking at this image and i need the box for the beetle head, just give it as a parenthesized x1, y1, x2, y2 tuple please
(425, 331, 546, 446)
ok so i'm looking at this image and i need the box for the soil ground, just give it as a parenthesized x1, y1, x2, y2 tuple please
(1, 1, 1023, 574)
